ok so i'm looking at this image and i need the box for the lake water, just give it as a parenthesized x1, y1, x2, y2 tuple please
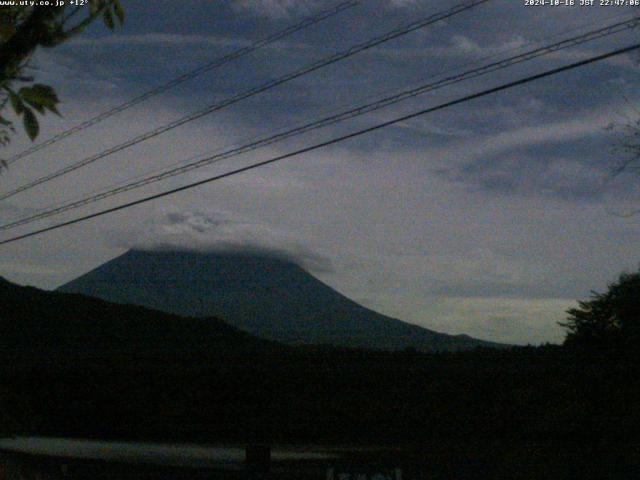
(0, 437, 336, 467)
(0, 437, 414, 480)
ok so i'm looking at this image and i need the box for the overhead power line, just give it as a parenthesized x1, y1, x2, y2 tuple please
(3, 0, 360, 167)
(0, 0, 490, 201)
(26, 9, 630, 222)
(2, 16, 637, 232)
(1, 43, 637, 247)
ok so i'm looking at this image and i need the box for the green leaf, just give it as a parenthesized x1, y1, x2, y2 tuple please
(9, 92, 24, 115)
(89, 0, 101, 15)
(19, 84, 59, 109)
(0, 23, 16, 41)
(113, 0, 125, 24)
(31, 84, 59, 102)
(22, 108, 39, 141)
(47, 103, 61, 116)
(103, 9, 115, 30)
(18, 84, 60, 117)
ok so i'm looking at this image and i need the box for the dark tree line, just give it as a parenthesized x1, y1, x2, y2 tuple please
(560, 267, 640, 351)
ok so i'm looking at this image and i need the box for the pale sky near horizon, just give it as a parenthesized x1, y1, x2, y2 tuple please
(1, 0, 639, 345)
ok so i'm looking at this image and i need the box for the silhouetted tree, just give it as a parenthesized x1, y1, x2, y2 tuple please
(560, 269, 640, 349)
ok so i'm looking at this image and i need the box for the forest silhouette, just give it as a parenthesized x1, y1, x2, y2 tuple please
(1, 271, 640, 478)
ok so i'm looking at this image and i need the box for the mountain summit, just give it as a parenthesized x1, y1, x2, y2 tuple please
(58, 249, 501, 351)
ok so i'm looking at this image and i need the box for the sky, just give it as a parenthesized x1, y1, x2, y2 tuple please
(1, 0, 640, 345)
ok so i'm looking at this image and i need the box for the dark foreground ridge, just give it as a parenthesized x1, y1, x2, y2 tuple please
(0, 274, 278, 359)
(2, 276, 640, 478)
(58, 249, 504, 351)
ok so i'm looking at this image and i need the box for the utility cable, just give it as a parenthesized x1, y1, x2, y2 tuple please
(0, 0, 490, 201)
(3, 0, 360, 167)
(1, 17, 636, 231)
(1, 42, 636, 246)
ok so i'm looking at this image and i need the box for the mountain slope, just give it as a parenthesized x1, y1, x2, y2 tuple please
(58, 249, 502, 351)
(0, 275, 277, 359)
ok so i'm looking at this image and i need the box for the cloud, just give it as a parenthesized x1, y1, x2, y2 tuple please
(439, 34, 530, 59)
(231, 0, 320, 18)
(419, 296, 573, 345)
(69, 33, 252, 48)
(370, 33, 530, 62)
(427, 104, 634, 200)
(0, 201, 37, 219)
(436, 154, 615, 202)
(465, 109, 614, 152)
(232, 0, 424, 18)
(107, 208, 334, 274)
(28, 49, 121, 98)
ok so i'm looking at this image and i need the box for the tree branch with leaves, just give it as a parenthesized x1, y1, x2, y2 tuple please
(0, 0, 124, 156)
(560, 269, 640, 350)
